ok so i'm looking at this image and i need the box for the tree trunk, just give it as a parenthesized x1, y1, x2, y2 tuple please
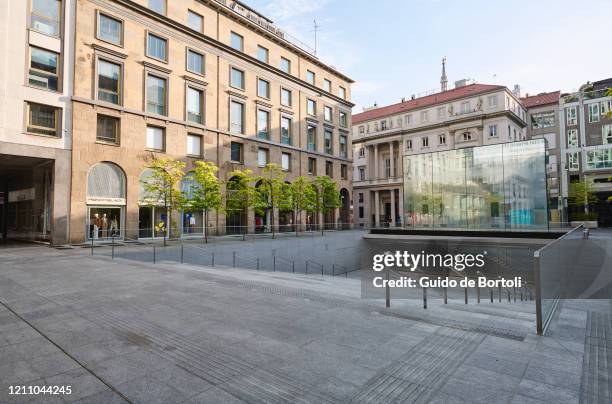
(204, 209, 208, 244)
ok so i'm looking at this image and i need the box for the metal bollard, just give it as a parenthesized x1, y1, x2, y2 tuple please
(498, 285, 502, 302)
(233, 252, 236, 268)
(444, 287, 447, 304)
(180, 244, 184, 264)
(256, 258, 259, 270)
(583, 228, 590, 239)
(385, 270, 390, 308)
(490, 289, 494, 303)
(464, 288, 468, 304)
(91, 237, 94, 256)
(476, 286, 480, 303)
(211, 252, 215, 267)
(306, 261, 309, 274)
(513, 286, 516, 302)
(423, 287, 427, 309)
(153, 246, 156, 264)
(507, 290, 511, 302)
(273, 256, 276, 272)
(292, 261, 295, 274)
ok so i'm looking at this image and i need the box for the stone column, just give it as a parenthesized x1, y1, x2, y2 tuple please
(398, 187, 404, 227)
(373, 144, 379, 180)
(390, 141, 395, 178)
(365, 145, 371, 179)
(390, 189, 396, 227)
(374, 190, 380, 227)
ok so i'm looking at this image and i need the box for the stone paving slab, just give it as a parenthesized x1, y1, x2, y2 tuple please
(0, 245, 608, 403)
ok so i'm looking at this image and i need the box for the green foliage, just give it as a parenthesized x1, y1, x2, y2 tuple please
(568, 179, 598, 214)
(287, 176, 317, 234)
(570, 212, 598, 221)
(226, 168, 258, 218)
(255, 164, 287, 236)
(313, 175, 342, 214)
(607, 88, 612, 118)
(188, 161, 222, 241)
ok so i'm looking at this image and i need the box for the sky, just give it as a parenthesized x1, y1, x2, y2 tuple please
(245, 0, 612, 113)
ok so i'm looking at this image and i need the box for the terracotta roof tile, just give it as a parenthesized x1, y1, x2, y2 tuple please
(521, 91, 560, 108)
(352, 83, 505, 124)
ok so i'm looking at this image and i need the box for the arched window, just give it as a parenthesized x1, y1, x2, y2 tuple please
(87, 162, 126, 203)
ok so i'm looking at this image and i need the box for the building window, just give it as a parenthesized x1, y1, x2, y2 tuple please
(307, 99, 316, 116)
(586, 149, 612, 170)
(187, 49, 204, 75)
(358, 193, 364, 203)
(405, 114, 411, 125)
(381, 120, 387, 130)
(187, 10, 203, 32)
(323, 79, 331, 92)
(148, 0, 166, 14)
(566, 107, 577, 126)
(340, 164, 348, 180)
(281, 116, 292, 145)
(489, 125, 498, 137)
(359, 206, 364, 218)
(96, 115, 119, 144)
(325, 161, 333, 178)
(147, 33, 168, 62)
(306, 70, 315, 85)
(30, 0, 61, 37)
(146, 74, 167, 115)
(422, 137, 429, 147)
(307, 125, 317, 151)
(280, 88, 292, 107)
(588, 103, 600, 123)
(603, 125, 612, 144)
(421, 110, 428, 123)
(339, 111, 348, 128)
(358, 147, 365, 157)
(460, 101, 470, 114)
(258, 148, 268, 167)
(26, 102, 60, 137)
(308, 158, 316, 175)
(257, 46, 268, 63)
(437, 107, 446, 119)
(28, 46, 59, 91)
(280, 57, 290, 74)
(531, 111, 555, 129)
(281, 152, 291, 171)
(230, 32, 243, 51)
(462, 132, 472, 141)
(567, 153, 579, 171)
(187, 134, 202, 156)
(487, 95, 498, 108)
(601, 101, 612, 116)
(187, 86, 204, 124)
(406, 139, 412, 150)
(230, 67, 244, 90)
(230, 142, 243, 163)
(358, 167, 365, 181)
(257, 78, 270, 99)
(324, 106, 333, 122)
(98, 13, 123, 45)
(438, 134, 446, 145)
(146, 126, 165, 151)
(257, 109, 270, 140)
(324, 130, 333, 155)
(567, 129, 578, 147)
(97, 59, 121, 105)
(358, 126, 364, 134)
(339, 86, 346, 100)
(230, 100, 244, 134)
(339, 135, 347, 158)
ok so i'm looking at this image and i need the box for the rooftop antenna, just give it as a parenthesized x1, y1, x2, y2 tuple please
(312, 19, 321, 55)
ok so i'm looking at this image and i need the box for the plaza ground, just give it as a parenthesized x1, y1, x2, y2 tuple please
(0, 239, 609, 403)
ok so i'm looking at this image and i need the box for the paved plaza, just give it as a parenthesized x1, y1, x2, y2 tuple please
(0, 239, 609, 403)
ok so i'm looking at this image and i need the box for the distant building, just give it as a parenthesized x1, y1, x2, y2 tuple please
(352, 77, 527, 228)
(559, 78, 612, 226)
(522, 91, 563, 223)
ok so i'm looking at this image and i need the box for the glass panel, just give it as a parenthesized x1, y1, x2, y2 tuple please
(307, 125, 316, 151)
(98, 60, 121, 104)
(231, 142, 242, 162)
(28, 103, 57, 136)
(257, 79, 269, 98)
(187, 87, 202, 123)
(99, 14, 122, 44)
(258, 149, 267, 166)
(187, 135, 201, 156)
(307, 99, 315, 115)
(88, 207, 122, 240)
(257, 46, 268, 63)
(281, 153, 290, 170)
(183, 211, 203, 235)
(147, 34, 167, 61)
(31, 0, 61, 36)
(96, 115, 119, 143)
(230, 32, 242, 50)
(148, 0, 166, 14)
(187, 11, 203, 32)
(324, 130, 333, 154)
(29, 47, 58, 91)
(230, 101, 243, 133)
(187, 51, 203, 74)
(339, 135, 347, 158)
(146, 127, 164, 150)
(257, 109, 269, 139)
(281, 117, 291, 145)
(281, 88, 291, 106)
(230, 68, 243, 89)
(146, 75, 166, 115)
(280, 58, 290, 73)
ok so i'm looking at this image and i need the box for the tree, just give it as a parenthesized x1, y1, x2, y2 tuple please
(568, 179, 598, 215)
(255, 164, 286, 238)
(607, 88, 612, 119)
(312, 176, 342, 234)
(189, 161, 222, 243)
(141, 156, 186, 246)
(226, 169, 258, 239)
(287, 176, 317, 236)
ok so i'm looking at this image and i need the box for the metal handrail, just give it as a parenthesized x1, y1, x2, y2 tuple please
(273, 255, 295, 273)
(305, 259, 324, 275)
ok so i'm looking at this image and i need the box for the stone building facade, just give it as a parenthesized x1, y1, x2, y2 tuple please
(0, 0, 75, 244)
(352, 83, 527, 228)
(69, 0, 353, 243)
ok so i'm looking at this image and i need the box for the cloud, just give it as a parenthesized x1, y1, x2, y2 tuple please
(261, 0, 330, 21)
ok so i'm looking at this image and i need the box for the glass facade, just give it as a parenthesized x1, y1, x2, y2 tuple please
(403, 139, 548, 231)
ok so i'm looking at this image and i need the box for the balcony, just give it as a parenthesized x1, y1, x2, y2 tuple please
(354, 175, 403, 187)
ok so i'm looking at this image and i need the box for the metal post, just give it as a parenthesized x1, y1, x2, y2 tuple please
(332, 264, 335, 276)
(385, 270, 390, 308)
(180, 244, 184, 264)
(464, 288, 468, 304)
(513, 286, 516, 302)
(476, 286, 480, 303)
(292, 261, 295, 274)
(111, 237, 115, 260)
(211, 252, 215, 267)
(153, 246, 156, 264)
(490, 289, 494, 303)
(444, 287, 447, 304)
(273, 256, 276, 272)
(306, 261, 309, 274)
(91, 236, 94, 256)
(507, 290, 511, 302)
(345, 270, 348, 279)
(423, 287, 427, 309)
(233, 252, 236, 268)
(498, 285, 502, 302)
